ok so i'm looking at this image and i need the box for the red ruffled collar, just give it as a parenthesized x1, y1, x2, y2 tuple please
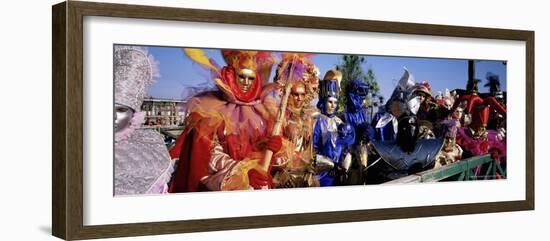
(219, 66, 262, 103)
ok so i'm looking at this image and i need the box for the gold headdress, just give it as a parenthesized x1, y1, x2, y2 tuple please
(222, 50, 259, 71)
(322, 69, 342, 87)
(274, 53, 320, 105)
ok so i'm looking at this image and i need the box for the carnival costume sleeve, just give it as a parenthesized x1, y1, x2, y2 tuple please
(168, 88, 279, 192)
(168, 110, 222, 192)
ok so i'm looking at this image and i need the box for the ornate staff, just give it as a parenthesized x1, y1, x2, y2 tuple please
(261, 55, 297, 172)
(219, 54, 299, 191)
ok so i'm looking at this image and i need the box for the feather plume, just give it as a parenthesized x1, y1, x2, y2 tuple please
(183, 48, 220, 75)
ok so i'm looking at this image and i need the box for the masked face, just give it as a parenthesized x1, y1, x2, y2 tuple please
(114, 103, 134, 133)
(407, 96, 421, 115)
(452, 107, 463, 120)
(325, 97, 338, 115)
(235, 68, 256, 93)
(444, 99, 453, 110)
(417, 92, 427, 103)
(290, 83, 307, 109)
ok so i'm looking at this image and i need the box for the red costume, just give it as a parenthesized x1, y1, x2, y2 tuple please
(455, 93, 506, 137)
(454, 81, 507, 166)
(168, 50, 281, 192)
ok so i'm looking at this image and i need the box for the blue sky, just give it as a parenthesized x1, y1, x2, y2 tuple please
(145, 46, 507, 101)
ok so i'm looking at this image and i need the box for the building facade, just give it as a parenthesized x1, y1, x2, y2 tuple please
(141, 97, 187, 127)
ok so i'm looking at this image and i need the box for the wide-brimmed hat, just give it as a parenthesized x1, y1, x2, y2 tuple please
(411, 81, 432, 98)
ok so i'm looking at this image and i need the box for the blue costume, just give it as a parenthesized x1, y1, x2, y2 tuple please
(339, 80, 375, 183)
(343, 80, 374, 143)
(372, 110, 396, 141)
(313, 73, 355, 186)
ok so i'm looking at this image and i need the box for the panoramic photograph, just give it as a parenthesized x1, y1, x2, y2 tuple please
(113, 45, 507, 195)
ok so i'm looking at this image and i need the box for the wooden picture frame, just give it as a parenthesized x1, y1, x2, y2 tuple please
(52, 1, 534, 240)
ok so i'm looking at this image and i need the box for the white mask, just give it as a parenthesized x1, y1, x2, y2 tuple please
(407, 96, 421, 115)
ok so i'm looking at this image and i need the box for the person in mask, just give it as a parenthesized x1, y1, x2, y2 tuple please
(168, 50, 283, 192)
(271, 54, 320, 188)
(114, 46, 174, 196)
(312, 70, 354, 186)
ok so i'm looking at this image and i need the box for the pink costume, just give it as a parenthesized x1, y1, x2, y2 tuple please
(454, 80, 506, 176)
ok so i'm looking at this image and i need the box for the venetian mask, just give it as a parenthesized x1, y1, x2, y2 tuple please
(290, 83, 307, 109)
(325, 97, 338, 115)
(235, 68, 256, 93)
(444, 98, 453, 110)
(416, 92, 427, 104)
(407, 96, 421, 115)
(452, 107, 464, 120)
(114, 103, 134, 133)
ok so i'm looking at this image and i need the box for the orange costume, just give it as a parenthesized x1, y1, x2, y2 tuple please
(271, 53, 320, 188)
(168, 50, 281, 192)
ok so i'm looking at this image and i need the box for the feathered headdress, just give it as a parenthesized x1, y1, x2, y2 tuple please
(183, 48, 277, 103)
(273, 53, 320, 108)
(222, 50, 276, 85)
(183, 48, 220, 75)
(275, 53, 312, 83)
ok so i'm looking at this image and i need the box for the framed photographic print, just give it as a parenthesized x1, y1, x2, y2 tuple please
(52, 1, 534, 240)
